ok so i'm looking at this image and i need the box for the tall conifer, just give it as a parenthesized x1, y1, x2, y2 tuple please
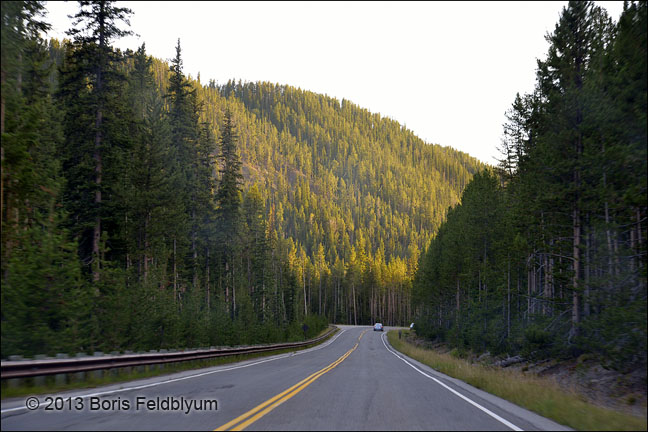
(61, 0, 133, 283)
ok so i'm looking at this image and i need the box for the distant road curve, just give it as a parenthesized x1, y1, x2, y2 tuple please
(1, 325, 570, 430)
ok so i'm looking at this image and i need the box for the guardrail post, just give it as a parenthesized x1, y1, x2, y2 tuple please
(168, 349, 177, 370)
(92, 352, 104, 380)
(123, 351, 133, 375)
(136, 351, 146, 374)
(74, 353, 87, 381)
(109, 351, 120, 378)
(7, 355, 23, 388)
(148, 350, 158, 373)
(55, 353, 69, 385)
(159, 350, 167, 371)
(34, 355, 47, 387)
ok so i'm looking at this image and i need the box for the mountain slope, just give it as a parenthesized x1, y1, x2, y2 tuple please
(179, 76, 485, 264)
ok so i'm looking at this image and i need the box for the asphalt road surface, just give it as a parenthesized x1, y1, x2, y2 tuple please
(1, 325, 571, 431)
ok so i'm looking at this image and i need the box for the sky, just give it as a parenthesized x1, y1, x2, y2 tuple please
(41, 1, 625, 165)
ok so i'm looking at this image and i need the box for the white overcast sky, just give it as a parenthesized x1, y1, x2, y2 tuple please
(42, 1, 625, 165)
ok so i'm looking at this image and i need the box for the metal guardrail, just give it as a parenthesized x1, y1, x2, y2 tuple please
(1, 327, 338, 379)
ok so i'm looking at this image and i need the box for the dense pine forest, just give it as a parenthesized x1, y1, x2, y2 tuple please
(413, 1, 646, 372)
(1, 1, 483, 356)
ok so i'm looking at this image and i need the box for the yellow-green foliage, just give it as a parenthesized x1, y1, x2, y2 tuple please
(387, 331, 647, 431)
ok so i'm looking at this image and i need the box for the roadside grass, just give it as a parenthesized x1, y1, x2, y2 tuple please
(387, 330, 647, 431)
(1, 327, 338, 400)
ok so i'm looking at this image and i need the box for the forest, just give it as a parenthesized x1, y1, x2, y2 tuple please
(1, 1, 483, 356)
(413, 1, 646, 372)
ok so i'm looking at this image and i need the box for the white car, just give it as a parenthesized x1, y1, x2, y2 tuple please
(373, 323, 384, 331)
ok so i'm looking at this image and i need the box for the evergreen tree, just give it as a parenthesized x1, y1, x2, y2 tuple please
(413, 1, 646, 370)
(1, 1, 88, 356)
(215, 109, 244, 318)
(243, 184, 272, 322)
(119, 43, 182, 286)
(60, 0, 133, 283)
(165, 39, 214, 297)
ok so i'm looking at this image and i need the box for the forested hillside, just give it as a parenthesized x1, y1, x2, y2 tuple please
(413, 1, 647, 372)
(193, 79, 483, 326)
(1, 1, 482, 357)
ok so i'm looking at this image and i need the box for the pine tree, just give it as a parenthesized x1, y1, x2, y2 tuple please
(243, 184, 272, 322)
(215, 109, 243, 318)
(1, 1, 88, 356)
(1, 0, 50, 249)
(118, 44, 183, 285)
(60, 0, 133, 283)
(535, 1, 614, 339)
(412, 1, 645, 370)
(165, 39, 214, 297)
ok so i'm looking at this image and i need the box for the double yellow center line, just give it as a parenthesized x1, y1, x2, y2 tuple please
(215, 330, 367, 431)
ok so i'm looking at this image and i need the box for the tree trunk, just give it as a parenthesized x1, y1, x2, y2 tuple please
(303, 269, 307, 316)
(507, 258, 511, 338)
(517, 269, 520, 318)
(370, 285, 374, 323)
(173, 237, 177, 303)
(605, 197, 614, 292)
(584, 231, 590, 317)
(192, 210, 197, 289)
(1, 67, 5, 230)
(571, 207, 581, 339)
(1, 68, 5, 134)
(232, 258, 236, 319)
(225, 261, 229, 305)
(92, 8, 106, 285)
(334, 277, 338, 324)
(543, 253, 551, 316)
(455, 278, 460, 317)
(527, 255, 532, 318)
(143, 214, 150, 283)
(206, 247, 210, 310)
(352, 283, 357, 325)
(637, 209, 643, 247)
(92, 107, 103, 284)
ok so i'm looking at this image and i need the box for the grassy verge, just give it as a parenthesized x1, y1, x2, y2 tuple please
(387, 330, 646, 431)
(1, 327, 338, 400)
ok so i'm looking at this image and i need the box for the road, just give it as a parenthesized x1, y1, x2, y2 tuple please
(1, 325, 570, 431)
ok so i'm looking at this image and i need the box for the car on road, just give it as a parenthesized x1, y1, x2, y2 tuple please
(373, 323, 383, 331)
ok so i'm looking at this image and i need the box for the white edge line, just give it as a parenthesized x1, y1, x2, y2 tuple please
(0, 328, 347, 414)
(381, 333, 523, 432)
